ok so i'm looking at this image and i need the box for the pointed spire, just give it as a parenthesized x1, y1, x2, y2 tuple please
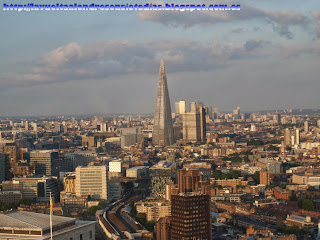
(152, 60, 174, 146)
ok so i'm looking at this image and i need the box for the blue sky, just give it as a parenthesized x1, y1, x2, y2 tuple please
(1, 0, 320, 115)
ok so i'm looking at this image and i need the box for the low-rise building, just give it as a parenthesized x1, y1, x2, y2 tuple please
(126, 166, 149, 178)
(0, 210, 95, 240)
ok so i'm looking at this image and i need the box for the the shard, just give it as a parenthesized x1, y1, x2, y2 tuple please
(152, 60, 174, 146)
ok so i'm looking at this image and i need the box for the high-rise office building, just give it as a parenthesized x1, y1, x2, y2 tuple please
(170, 193, 212, 240)
(233, 106, 240, 119)
(304, 120, 309, 132)
(284, 128, 291, 147)
(31, 122, 38, 132)
(152, 60, 174, 146)
(29, 150, 59, 176)
(260, 171, 270, 186)
(3, 142, 19, 172)
(175, 102, 180, 115)
(273, 113, 281, 124)
(198, 103, 206, 142)
(0, 153, 5, 183)
(2, 176, 59, 202)
(157, 167, 211, 240)
(205, 106, 212, 118)
(177, 168, 203, 193)
(182, 102, 206, 143)
(25, 121, 29, 131)
(75, 165, 108, 200)
(295, 128, 300, 145)
(317, 120, 320, 128)
(213, 108, 219, 119)
(175, 100, 186, 115)
(120, 127, 144, 149)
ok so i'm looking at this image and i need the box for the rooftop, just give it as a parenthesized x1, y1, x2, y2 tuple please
(150, 160, 174, 170)
(0, 211, 74, 230)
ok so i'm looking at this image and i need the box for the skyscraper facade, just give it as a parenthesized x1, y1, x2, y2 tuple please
(170, 193, 212, 240)
(304, 120, 309, 132)
(175, 100, 186, 115)
(29, 150, 59, 177)
(75, 165, 108, 200)
(152, 60, 174, 146)
(182, 102, 206, 143)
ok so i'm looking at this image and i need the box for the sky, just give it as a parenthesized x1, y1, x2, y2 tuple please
(1, 0, 320, 116)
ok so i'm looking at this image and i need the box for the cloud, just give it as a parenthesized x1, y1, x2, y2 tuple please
(244, 39, 266, 51)
(277, 40, 320, 58)
(0, 39, 270, 89)
(138, 5, 309, 39)
(311, 11, 320, 38)
(232, 28, 244, 34)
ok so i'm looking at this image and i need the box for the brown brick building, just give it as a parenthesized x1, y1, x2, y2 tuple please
(170, 193, 212, 240)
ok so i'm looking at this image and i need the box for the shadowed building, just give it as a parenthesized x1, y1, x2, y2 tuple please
(152, 60, 174, 146)
(170, 193, 212, 240)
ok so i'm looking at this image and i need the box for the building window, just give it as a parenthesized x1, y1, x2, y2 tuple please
(80, 234, 83, 240)
(90, 231, 93, 239)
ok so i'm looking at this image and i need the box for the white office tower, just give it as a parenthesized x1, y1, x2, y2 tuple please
(31, 122, 37, 132)
(304, 121, 309, 132)
(179, 101, 186, 114)
(190, 102, 197, 112)
(250, 124, 256, 132)
(213, 108, 219, 119)
(295, 128, 300, 145)
(317, 120, 320, 128)
(292, 117, 296, 124)
(175, 101, 186, 114)
(97, 122, 107, 132)
(75, 165, 108, 200)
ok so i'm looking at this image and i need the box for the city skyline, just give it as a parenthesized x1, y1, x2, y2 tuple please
(1, 0, 320, 116)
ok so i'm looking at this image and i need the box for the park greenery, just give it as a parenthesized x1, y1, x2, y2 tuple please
(135, 212, 156, 232)
(211, 170, 240, 179)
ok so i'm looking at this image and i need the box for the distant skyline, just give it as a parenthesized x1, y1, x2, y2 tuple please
(1, 0, 320, 116)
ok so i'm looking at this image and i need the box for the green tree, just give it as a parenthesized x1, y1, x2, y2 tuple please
(246, 139, 264, 146)
(87, 206, 99, 216)
(253, 171, 260, 184)
(145, 221, 156, 232)
(267, 145, 279, 151)
(135, 213, 147, 226)
(19, 198, 34, 206)
(96, 147, 104, 153)
(222, 156, 230, 161)
(211, 170, 222, 179)
(284, 225, 300, 235)
(289, 194, 298, 201)
(98, 200, 108, 209)
(298, 199, 315, 211)
(63, 212, 72, 217)
(230, 170, 240, 179)
(230, 156, 242, 163)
